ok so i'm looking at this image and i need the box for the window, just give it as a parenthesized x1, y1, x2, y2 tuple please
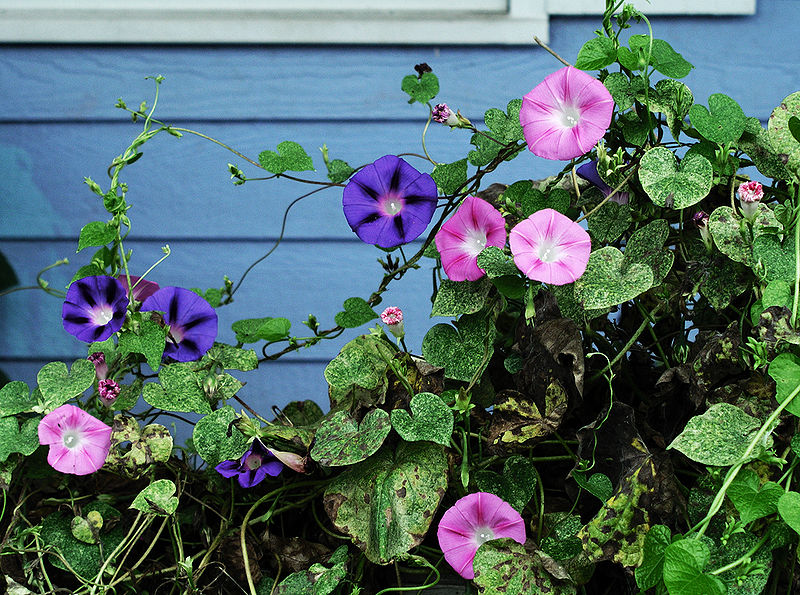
(0, 0, 756, 44)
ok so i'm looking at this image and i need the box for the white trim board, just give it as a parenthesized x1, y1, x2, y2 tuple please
(0, 1, 757, 44)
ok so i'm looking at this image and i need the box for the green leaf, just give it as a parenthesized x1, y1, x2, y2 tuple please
(142, 362, 212, 414)
(114, 378, 142, 411)
(326, 159, 354, 184)
(401, 71, 439, 104)
(202, 343, 258, 372)
(118, 319, 167, 372)
(334, 297, 378, 329)
(130, 479, 179, 516)
(324, 335, 394, 391)
(192, 405, 249, 468)
(0, 381, 35, 417)
(431, 159, 468, 196)
(476, 246, 519, 278)
(638, 147, 713, 209)
(619, 111, 650, 146)
(323, 442, 447, 564)
(281, 400, 324, 426)
(603, 73, 645, 112)
(77, 221, 116, 252)
(468, 131, 504, 167)
(728, 468, 783, 525)
(644, 79, 694, 141)
(421, 311, 495, 382)
(708, 206, 753, 265)
(689, 93, 747, 145)
(431, 278, 490, 317)
(628, 35, 694, 79)
(473, 539, 577, 595)
(311, 409, 390, 466)
(768, 352, 800, 417)
(572, 470, 613, 503)
(662, 539, 726, 595)
(635, 525, 671, 591)
(574, 247, 653, 309)
(586, 199, 632, 244)
(484, 99, 525, 144)
(258, 141, 314, 174)
(390, 392, 453, 446)
(740, 117, 792, 180)
(710, 531, 772, 595)
(232, 317, 291, 343)
(274, 545, 348, 595)
(778, 491, 800, 534)
(667, 403, 763, 466)
(752, 231, 797, 283)
(576, 36, 617, 70)
(768, 91, 800, 180)
(624, 219, 674, 285)
(0, 416, 40, 462)
(474, 455, 538, 512)
(37, 359, 96, 410)
(762, 279, 792, 310)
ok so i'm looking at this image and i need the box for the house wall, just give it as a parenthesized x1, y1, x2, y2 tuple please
(0, 0, 796, 414)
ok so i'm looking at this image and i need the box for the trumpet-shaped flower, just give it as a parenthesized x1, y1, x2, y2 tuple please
(38, 404, 113, 475)
(215, 440, 283, 488)
(520, 67, 614, 161)
(62, 276, 129, 343)
(437, 492, 526, 580)
(140, 287, 218, 362)
(576, 160, 629, 205)
(435, 196, 506, 281)
(509, 208, 591, 285)
(342, 155, 438, 248)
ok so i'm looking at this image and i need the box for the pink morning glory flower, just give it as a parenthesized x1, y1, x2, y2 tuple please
(38, 404, 113, 475)
(62, 275, 129, 343)
(342, 155, 438, 248)
(140, 287, 218, 362)
(520, 67, 614, 161)
(435, 196, 507, 282)
(509, 208, 591, 285)
(437, 492, 526, 580)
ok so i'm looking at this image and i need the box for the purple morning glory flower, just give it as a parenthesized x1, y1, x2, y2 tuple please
(140, 287, 218, 362)
(342, 155, 438, 248)
(62, 276, 129, 342)
(576, 160, 629, 205)
(215, 440, 283, 488)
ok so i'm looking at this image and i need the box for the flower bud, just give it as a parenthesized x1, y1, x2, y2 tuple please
(693, 211, 713, 253)
(380, 306, 405, 339)
(88, 352, 108, 380)
(98, 379, 120, 404)
(738, 180, 763, 221)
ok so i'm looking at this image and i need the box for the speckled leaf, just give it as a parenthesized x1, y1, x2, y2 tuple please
(0, 381, 35, 417)
(485, 99, 525, 144)
(281, 400, 324, 426)
(142, 362, 211, 414)
(645, 79, 694, 140)
(258, 141, 314, 174)
(689, 93, 746, 144)
(768, 91, 800, 180)
(232, 317, 291, 343)
(710, 531, 772, 595)
(503, 181, 569, 217)
(431, 278, 490, 317)
(768, 352, 800, 418)
(635, 525, 671, 591)
(334, 297, 378, 329)
(474, 455, 538, 512)
(422, 311, 495, 382)
(311, 409, 390, 467)
(587, 200, 631, 244)
(619, 111, 649, 146)
(130, 479, 179, 516)
(663, 539, 726, 595)
(473, 539, 577, 595)
(114, 377, 142, 411)
(708, 206, 752, 265)
(603, 72, 645, 111)
(728, 468, 782, 525)
(752, 232, 796, 283)
(431, 159, 468, 196)
(324, 335, 394, 391)
(572, 470, 613, 503)
(37, 359, 96, 410)
(105, 414, 173, 479)
(202, 343, 258, 371)
(323, 441, 447, 564)
(699, 256, 750, 311)
(574, 247, 653, 309)
(739, 118, 792, 180)
(623, 219, 674, 285)
(488, 385, 567, 447)
(0, 416, 40, 462)
(667, 403, 763, 466)
(401, 72, 439, 104)
(390, 392, 453, 446)
(273, 545, 348, 595)
(192, 405, 249, 468)
(476, 246, 519, 278)
(540, 513, 583, 561)
(639, 147, 712, 209)
(118, 319, 167, 372)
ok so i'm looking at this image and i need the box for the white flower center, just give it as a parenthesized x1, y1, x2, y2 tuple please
(475, 527, 495, 546)
(62, 430, 80, 449)
(560, 105, 581, 128)
(385, 199, 403, 215)
(90, 304, 114, 326)
(537, 240, 562, 263)
(245, 453, 262, 470)
(464, 228, 488, 257)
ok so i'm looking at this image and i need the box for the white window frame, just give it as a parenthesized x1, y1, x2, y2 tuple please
(0, 0, 756, 44)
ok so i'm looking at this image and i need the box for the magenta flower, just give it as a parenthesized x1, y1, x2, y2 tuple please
(87, 352, 108, 380)
(520, 67, 614, 161)
(98, 379, 120, 404)
(140, 287, 218, 362)
(509, 208, 591, 285)
(435, 196, 507, 282)
(215, 440, 283, 487)
(342, 155, 438, 248)
(576, 160, 629, 205)
(62, 276, 129, 342)
(380, 306, 405, 339)
(738, 180, 764, 220)
(432, 103, 452, 123)
(118, 274, 160, 302)
(38, 404, 112, 475)
(437, 492, 526, 580)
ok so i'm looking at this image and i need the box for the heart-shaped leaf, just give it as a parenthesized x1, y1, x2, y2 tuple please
(753, 232, 797, 283)
(421, 311, 495, 382)
(77, 221, 116, 252)
(118, 318, 167, 372)
(142, 362, 212, 414)
(572, 470, 613, 503)
(663, 539, 726, 595)
(689, 93, 747, 144)
(130, 479, 179, 516)
(728, 468, 783, 525)
(334, 297, 378, 329)
(473, 539, 574, 595)
(708, 206, 752, 265)
(431, 159, 468, 196)
(576, 36, 617, 70)
(603, 72, 646, 112)
(778, 491, 800, 534)
(644, 79, 694, 141)
(431, 278, 490, 317)
(192, 405, 249, 468)
(0, 381, 36, 417)
(626, 35, 693, 79)
(635, 525, 671, 591)
(484, 99, 524, 144)
(768, 91, 800, 180)
(768, 352, 800, 418)
(587, 198, 632, 244)
(476, 246, 519, 278)
(390, 392, 453, 446)
(574, 247, 653, 309)
(639, 147, 712, 209)
(311, 409, 390, 467)
(0, 416, 40, 462)
(623, 219, 674, 285)
(323, 442, 447, 564)
(401, 71, 439, 104)
(474, 455, 538, 512)
(37, 359, 96, 410)
(324, 335, 394, 391)
(258, 141, 314, 174)
(202, 343, 259, 372)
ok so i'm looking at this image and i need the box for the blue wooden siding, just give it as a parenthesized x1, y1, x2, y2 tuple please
(0, 0, 796, 412)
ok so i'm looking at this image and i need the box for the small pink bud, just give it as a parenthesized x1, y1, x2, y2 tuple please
(692, 211, 709, 229)
(432, 103, 452, 124)
(88, 352, 108, 380)
(269, 449, 309, 473)
(693, 211, 713, 253)
(98, 379, 120, 404)
(380, 306, 405, 339)
(738, 181, 764, 221)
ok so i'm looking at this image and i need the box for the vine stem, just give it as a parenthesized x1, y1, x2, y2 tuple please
(792, 195, 800, 326)
(691, 380, 800, 538)
(533, 36, 573, 68)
